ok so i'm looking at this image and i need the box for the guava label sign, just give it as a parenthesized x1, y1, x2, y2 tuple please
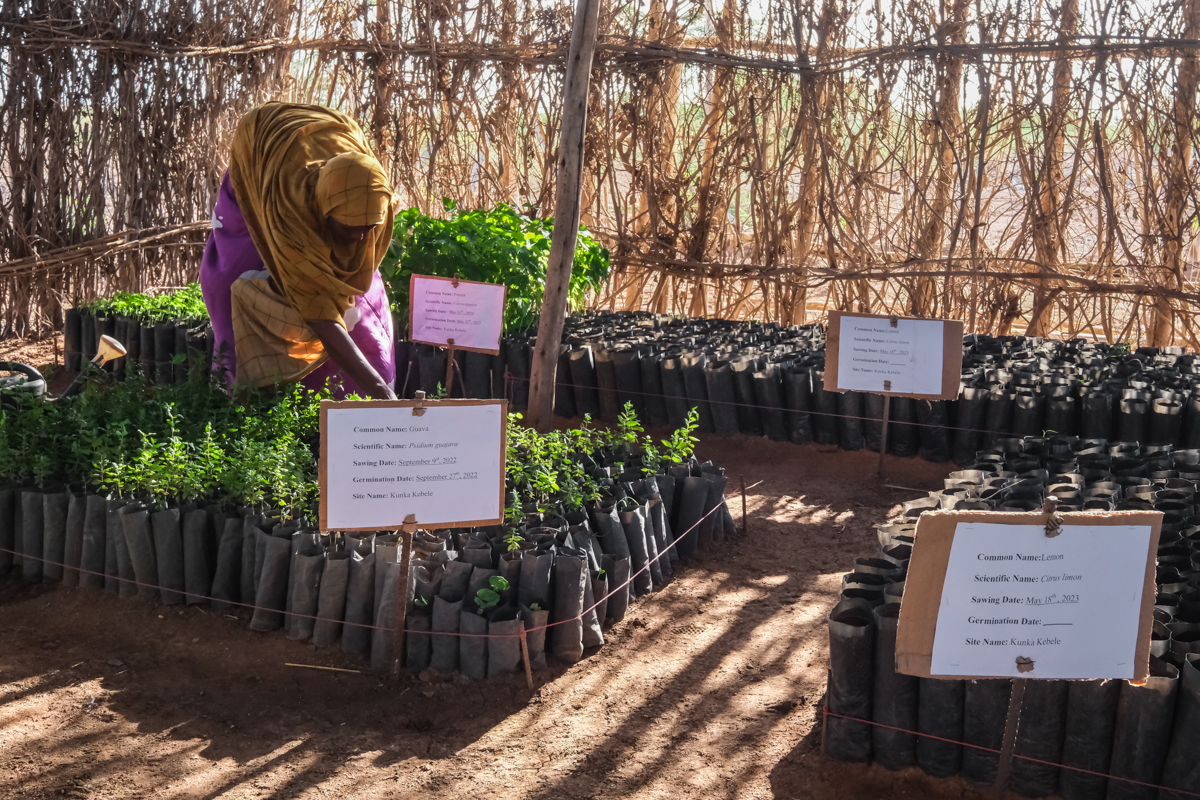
(930, 523, 1152, 679)
(835, 315, 945, 395)
(409, 274, 507, 354)
(320, 400, 505, 531)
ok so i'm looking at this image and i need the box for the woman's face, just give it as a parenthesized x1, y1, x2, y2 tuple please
(326, 217, 377, 244)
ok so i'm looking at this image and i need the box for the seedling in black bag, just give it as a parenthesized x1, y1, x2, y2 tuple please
(503, 526, 523, 552)
(473, 575, 509, 614)
(663, 407, 700, 465)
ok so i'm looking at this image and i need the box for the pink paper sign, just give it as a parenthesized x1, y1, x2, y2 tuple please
(409, 274, 507, 354)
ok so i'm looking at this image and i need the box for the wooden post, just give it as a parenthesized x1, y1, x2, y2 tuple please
(1026, 0, 1078, 337)
(877, 394, 891, 476)
(371, 0, 395, 173)
(445, 342, 456, 396)
(525, 0, 602, 433)
(1155, 0, 1200, 346)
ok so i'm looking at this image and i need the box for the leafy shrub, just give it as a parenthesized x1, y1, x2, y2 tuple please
(379, 200, 610, 331)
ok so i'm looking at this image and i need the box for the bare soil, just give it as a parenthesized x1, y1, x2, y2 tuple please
(0, 334, 993, 800)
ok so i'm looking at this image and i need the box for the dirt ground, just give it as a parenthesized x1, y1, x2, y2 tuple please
(0, 333, 72, 396)
(0, 335, 994, 800)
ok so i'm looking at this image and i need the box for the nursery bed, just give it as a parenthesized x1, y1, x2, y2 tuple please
(0, 434, 983, 800)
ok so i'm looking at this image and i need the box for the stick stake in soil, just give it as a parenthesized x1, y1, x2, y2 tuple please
(821, 675, 830, 757)
(740, 474, 747, 535)
(519, 619, 534, 690)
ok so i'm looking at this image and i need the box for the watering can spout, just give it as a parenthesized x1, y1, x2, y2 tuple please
(94, 334, 127, 366)
(57, 334, 128, 401)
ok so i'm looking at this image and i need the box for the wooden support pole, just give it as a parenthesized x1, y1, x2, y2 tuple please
(525, 0, 602, 433)
(371, 0, 395, 173)
(445, 342, 456, 396)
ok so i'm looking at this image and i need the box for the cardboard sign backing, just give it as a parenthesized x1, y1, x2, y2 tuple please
(318, 398, 508, 532)
(408, 273, 507, 355)
(824, 311, 964, 400)
(895, 510, 1161, 683)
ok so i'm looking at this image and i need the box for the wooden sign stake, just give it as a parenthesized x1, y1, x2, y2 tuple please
(392, 514, 418, 680)
(993, 498, 1066, 793)
(399, 358, 415, 398)
(445, 339, 456, 396)
(877, 394, 891, 476)
(993, 677, 1027, 800)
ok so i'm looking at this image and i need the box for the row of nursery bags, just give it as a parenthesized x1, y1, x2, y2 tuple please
(0, 464, 737, 677)
(828, 593, 1200, 799)
(66, 306, 210, 383)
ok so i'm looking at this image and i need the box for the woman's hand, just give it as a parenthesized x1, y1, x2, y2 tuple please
(307, 318, 397, 400)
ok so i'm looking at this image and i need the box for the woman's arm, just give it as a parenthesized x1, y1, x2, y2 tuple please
(307, 318, 397, 400)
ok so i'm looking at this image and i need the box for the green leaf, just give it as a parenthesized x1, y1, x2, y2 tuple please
(475, 587, 500, 613)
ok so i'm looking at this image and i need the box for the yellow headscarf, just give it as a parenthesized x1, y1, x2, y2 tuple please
(316, 153, 393, 226)
(228, 102, 396, 326)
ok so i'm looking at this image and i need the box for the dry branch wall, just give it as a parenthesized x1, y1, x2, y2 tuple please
(1, 0, 1198, 346)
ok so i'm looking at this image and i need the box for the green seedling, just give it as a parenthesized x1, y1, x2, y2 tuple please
(663, 407, 700, 464)
(504, 526, 524, 552)
(474, 575, 510, 614)
(613, 401, 644, 451)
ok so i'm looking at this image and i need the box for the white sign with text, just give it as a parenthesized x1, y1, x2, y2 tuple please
(322, 402, 505, 530)
(930, 522, 1152, 679)
(410, 274, 506, 353)
(835, 315, 945, 395)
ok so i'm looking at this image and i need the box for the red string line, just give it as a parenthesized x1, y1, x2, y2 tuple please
(822, 708, 1200, 798)
(0, 493, 737, 640)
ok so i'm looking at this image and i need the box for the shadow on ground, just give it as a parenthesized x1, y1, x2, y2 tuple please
(0, 431, 965, 800)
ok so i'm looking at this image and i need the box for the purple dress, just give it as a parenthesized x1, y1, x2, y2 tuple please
(199, 172, 395, 396)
